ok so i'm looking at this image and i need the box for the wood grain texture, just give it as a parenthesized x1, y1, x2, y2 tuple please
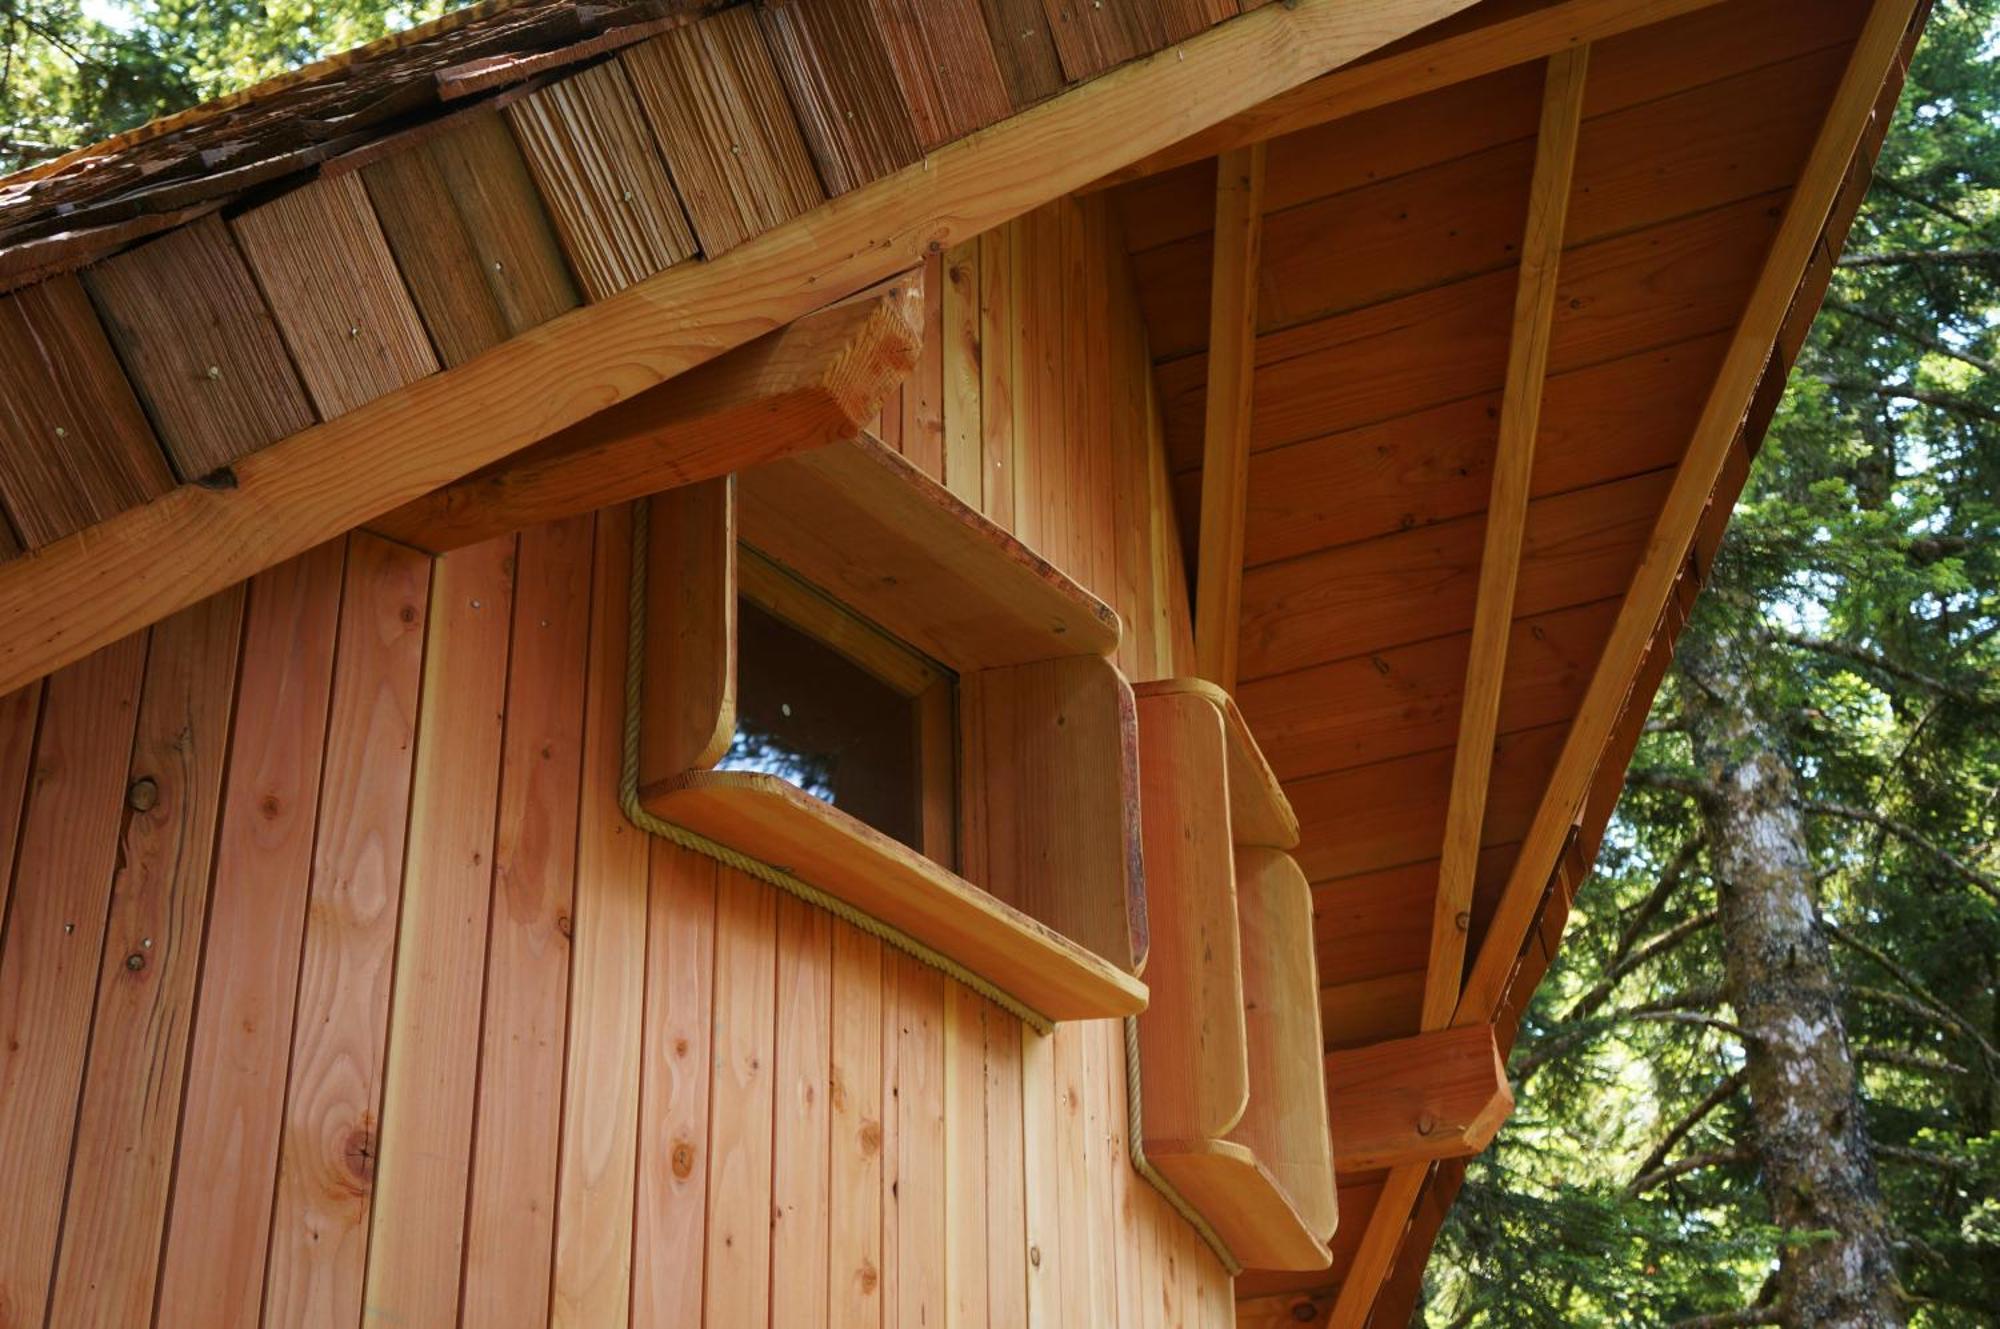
(359, 535, 515, 1328)
(461, 516, 591, 1329)
(772, 896, 835, 1329)
(871, 0, 1015, 148)
(362, 109, 580, 368)
(624, 6, 826, 255)
(828, 924, 885, 1329)
(640, 478, 735, 790)
(46, 589, 242, 1329)
(1040, 0, 1167, 81)
(0, 683, 40, 930)
(232, 173, 439, 419)
(549, 504, 649, 1325)
(260, 533, 428, 1329)
(1325, 1025, 1513, 1172)
(758, 0, 922, 195)
(978, 0, 1066, 108)
(703, 865, 780, 1327)
(0, 634, 147, 1328)
(507, 60, 699, 300)
(153, 542, 346, 1329)
(84, 214, 315, 478)
(0, 273, 172, 546)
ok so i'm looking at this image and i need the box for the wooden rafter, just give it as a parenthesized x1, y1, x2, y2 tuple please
(1326, 48, 1588, 1327)
(367, 272, 923, 554)
(0, 0, 1481, 701)
(1193, 142, 1267, 692)
(1422, 46, 1589, 1032)
(1090, 0, 1727, 191)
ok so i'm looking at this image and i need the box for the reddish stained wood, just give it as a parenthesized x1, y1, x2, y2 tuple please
(260, 533, 429, 1328)
(759, 0, 921, 195)
(702, 866, 779, 1326)
(828, 924, 885, 1329)
(772, 896, 834, 1329)
(977, 0, 1065, 109)
(231, 173, 439, 420)
(634, 844, 719, 1329)
(83, 214, 316, 479)
(47, 589, 243, 1329)
(944, 979, 990, 1328)
(1040, 0, 1167, 81)
(462, 516, 592, 1328)
(983, 999, 1029, 1326)
(153, 541, 347, 1329)
(0, 633, 147, 1328)
(891, 953, 947, 1329)
(0, 273, 172, 547)
(0, 683, 41, 929)
(871, 0, 1014, 148)
(358, 535, 516, 1328)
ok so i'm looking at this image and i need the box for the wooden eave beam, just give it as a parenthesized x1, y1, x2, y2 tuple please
(1192, 143, 1266, 692)
(1090, 0, 1729, 191)
(367, 272, 923, 554)
(0, 0, 1482, 699)
(1326, 1026, 1513, 1175)
(1327, 46, 1589, 1328)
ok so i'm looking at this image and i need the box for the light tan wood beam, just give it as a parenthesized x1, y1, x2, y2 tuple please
(0, 0, 1480, 700)
(1326, 1026, 1513, 1175)
(1090, 0, 1726, 192)
(1193, 142, 1267, 692)
(1453, 0, 1926, 1030)
(367, 275, 921, 554)
(1421, 46, 1588, 1033)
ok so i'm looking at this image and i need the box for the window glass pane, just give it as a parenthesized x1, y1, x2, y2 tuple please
(721, 596, 929, 850)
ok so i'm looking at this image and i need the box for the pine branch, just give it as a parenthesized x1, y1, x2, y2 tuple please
(1838, 246, 2000, 269)
(1612, 837, 1708, 964)
(1827, 301, 2000, 377)
(1625, 768, 1720, 804)
(1630, 1146, 1755, 1194)
(1857, 1045, 1970, 1077)
(1804, 802, 2000, 906)
(1666, 1306, 1786, 1329)
(1756, 626, 1994, 707)
(1511, 994, 1737, 1080)
(1868, 173, 1983, 229)
(1816, 377, 2000, 424)
(1562, 908, 1719, 1028)
(1625, 1069, 1748, 1196)
(1875, 1144, 1972, 1173)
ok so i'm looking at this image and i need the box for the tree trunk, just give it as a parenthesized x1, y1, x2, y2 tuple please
(1678, 628, 1904, 1329)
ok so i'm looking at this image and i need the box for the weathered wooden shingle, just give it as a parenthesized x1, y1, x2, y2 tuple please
(758, 0, 921, 196)
(1040, 0, 1169, 81)
(1157, 0, 1238, 43)
(505, 59, 700, 299)
(84, 214, 316, 479)
(869, 0, 1014, 149)
(362, 110, 581, 367)
(978, 0, 1066, 109)
(622, 7, 825, 256)
(0, 273, 174, 547)
(232, 173, 441, 419)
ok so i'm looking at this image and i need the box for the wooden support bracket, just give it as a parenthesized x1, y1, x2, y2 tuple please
(1325, 1025, 1513, 1175)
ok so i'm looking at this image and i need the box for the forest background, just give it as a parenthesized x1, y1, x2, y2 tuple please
(2, 2, 1995, 1324)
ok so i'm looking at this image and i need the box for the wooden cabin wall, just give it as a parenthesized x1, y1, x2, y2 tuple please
(0, 194, 1225, 1329)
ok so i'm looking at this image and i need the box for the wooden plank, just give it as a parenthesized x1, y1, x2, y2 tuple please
(1040, 0, 1167, 81)
(1423, 46, 1588, 1033)
(829, 924, 887, 1329)
(640, 479, 735, 790)
(0, 273, 172, 547)
(1159, 0, 1237, 42)
(0, 683, 41, 930)
(357, 535, 516, 1328)
(153, 542, 346, 1329)
(0, 634, 147, 1326)
(632, 845, 718, 1328)
(1455, 0, 1926, 1028)
(362, 110, 580, 368)
(893, 954, 949, 1328)
(1018, 1026, 1061, 1327)
(772, 895, 835, 1329)
(1135, 688, 1250, 1142)
(983, 999, 1029, 1327)
(232, 173, 439, 419)
(759, 0, 922, 195)
(1323, 1162, 1423, 1327)
(259, 534, 429, 1328)
(0, 0, 1482, 699)
(1325, 1025, 1512, 1173)
(872, 0, 1015, 149)
(963, 654, 1145, 972)
(978, 0, 1066, 109)
(1136, 676, 1297, 848)
(507, 60, 699, 300)
(942, 240, 985, 506)
(460, 516, 592, 1328)
(368, 271, 922, 554)
(47, 590, 242, 1329)
(977, 226, 1018, 531)
(945, 979, 990, 1329)
(736, 431, 1120, 671)
(622, 7, 826, 256)
(702, 866, 780, 1328)
(84, 214, 315, 478)
(901, 248, 949, 482)
(1095, 0, 1731, 188)
(549, 506, 649, 1325)
(1191, 142, 1263, 693)
(644, 771, 1148, 1020)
